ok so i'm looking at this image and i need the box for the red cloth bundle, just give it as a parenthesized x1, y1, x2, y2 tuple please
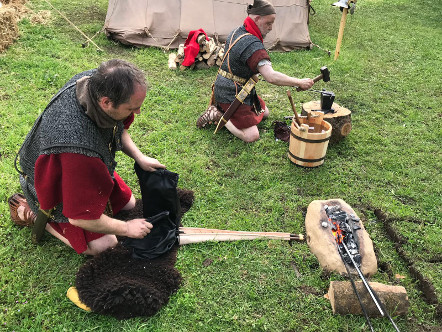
(182, 29, 208, 67)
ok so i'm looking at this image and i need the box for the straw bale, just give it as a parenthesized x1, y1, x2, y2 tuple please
(29, 10, 51, 25)
(0, 5, 19, 53)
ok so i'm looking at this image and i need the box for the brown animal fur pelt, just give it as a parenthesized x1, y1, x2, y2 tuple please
(75, 244, 182, 319)
(75, 188, 194, 319)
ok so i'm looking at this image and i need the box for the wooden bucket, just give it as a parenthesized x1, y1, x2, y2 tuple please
(288, 114, 332, 167)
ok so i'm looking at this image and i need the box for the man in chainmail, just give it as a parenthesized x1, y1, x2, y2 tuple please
(8, 59, 165, 255)
(196, 0, 314, 142)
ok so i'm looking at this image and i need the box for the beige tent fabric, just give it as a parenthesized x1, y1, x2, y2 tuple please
(104, 0, 312, 51)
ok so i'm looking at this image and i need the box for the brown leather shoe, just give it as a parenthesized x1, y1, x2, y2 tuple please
(8, 193, 36, 227)
(196, 105, 223, 128)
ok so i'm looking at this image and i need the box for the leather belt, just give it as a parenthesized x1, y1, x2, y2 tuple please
(218, 69, 247, 85)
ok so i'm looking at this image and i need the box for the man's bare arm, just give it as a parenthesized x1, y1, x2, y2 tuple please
(258, 64, 314, 90)
(69, 214, 152, 239)
(121, 129, 166, 172)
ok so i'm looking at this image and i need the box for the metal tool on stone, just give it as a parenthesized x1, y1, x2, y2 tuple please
(326, 205, 401, 332)
(332, 0, 357, 60)
(296, 66, 330, 92)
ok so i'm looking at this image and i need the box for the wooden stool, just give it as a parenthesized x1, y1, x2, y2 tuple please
(302, 101, 352, 144)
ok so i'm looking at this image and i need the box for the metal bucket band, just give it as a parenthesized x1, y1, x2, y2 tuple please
(290, 130, 331, 143)
(288, 150, 326, 163)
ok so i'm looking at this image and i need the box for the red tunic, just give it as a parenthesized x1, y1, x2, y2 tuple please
(34, 114, 134, 254)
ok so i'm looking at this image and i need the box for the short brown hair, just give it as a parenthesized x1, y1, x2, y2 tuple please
(89, 59, 147, 107)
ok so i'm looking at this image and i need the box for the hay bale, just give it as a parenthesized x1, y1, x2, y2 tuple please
(29, 10, 51, 25)
(0, 6, 19, 53)
(2, 0, 27, 5)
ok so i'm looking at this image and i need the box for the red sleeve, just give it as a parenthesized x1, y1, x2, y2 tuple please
(123, 113, 134, 129)
(247, 49, 271, 73)
(35, 153, 115, 220)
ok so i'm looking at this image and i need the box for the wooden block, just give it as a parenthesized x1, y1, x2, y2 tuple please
(168, 53, 177, 70)
(177, 44, 185, 59)
(197, 33, 206, 45)
(215, 58, 223, 67)
(328, 281, 409, 317)
(202, 39, 217, 59)
(302, 101, 352, 144)
(195, 61, 210, 70)
(207, 53, 217, 67)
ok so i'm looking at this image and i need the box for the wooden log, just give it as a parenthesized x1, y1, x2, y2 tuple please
(202, 39, 217, 59)
(168, 53, 177, 70)
(207, 52, 218, 67)
(215, 57, 223, 67)
(195, 61, 210, 70)
(327, 281, 409, 317)
(177, 43, 185, 59)
(302, 100, 352, 144)
(197, 33, 206, 45)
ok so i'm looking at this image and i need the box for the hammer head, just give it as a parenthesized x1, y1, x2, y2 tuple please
(320, 66, 330, 82)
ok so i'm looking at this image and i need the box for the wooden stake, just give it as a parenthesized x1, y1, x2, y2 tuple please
(287, 90, 301, 126)
(178, 227, 304, 245)
(334, 7, 348, 60)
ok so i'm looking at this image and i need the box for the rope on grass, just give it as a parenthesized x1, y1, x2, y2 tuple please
(43, 0, 104, 52)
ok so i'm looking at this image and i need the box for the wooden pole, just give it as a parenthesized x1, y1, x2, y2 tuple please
(287, 90, 301, 126)
(334, 7, 348, 60)
(178, 227, 304, 245)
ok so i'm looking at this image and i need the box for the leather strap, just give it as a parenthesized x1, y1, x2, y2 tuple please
(31, 208, 53, 244)
(218, 69, 247, 85)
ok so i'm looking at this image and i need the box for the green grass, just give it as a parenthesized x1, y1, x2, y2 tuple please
(0, 0, 441, 331)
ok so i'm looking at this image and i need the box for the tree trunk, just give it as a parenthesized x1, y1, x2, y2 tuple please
(327, 281, 409, 317)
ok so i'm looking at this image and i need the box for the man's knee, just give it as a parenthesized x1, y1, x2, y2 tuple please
(242, 127, 260, 142)
(243, 132, 260, 143)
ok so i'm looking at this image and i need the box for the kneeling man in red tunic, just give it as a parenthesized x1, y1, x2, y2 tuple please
(9, 59, 164, 255)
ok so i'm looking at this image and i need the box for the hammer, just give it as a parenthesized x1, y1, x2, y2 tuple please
(297, 66, 330, 91)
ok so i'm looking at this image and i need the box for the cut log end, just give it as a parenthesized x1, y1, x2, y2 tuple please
(328, 281, 409, 317)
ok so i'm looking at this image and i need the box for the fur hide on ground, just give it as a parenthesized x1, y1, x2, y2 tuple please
(75, 188, 194, 319)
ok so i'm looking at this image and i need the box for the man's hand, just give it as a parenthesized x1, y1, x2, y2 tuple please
(121, 129, 166, 171)
(296, 78, 314, 91)
(125, 218, 153, 238)
(136, 155, 166, 172)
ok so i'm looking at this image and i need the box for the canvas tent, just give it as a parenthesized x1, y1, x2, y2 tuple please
(104, 0, 312, 52)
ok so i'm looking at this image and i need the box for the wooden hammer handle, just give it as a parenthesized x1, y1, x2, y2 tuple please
(287, 90, 301, 126)
(312, 73, 324, 83)
(295, 73, 323, 92)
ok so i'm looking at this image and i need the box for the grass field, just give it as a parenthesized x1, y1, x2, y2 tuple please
(0, 0, 440, 331)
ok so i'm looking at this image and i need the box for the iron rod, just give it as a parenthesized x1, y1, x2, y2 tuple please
(340, 249, 375, 332)
(341, 241, 384, 316)
(341, 242, 401, 332)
